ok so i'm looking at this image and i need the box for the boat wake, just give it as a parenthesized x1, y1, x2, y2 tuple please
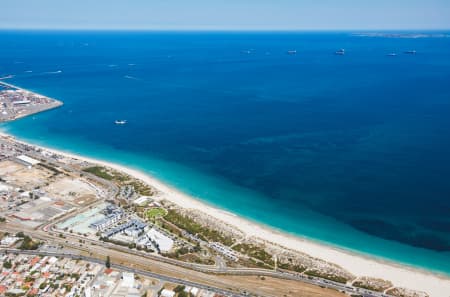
(124, 75, 140, 80)
(43, 70, 63, 74)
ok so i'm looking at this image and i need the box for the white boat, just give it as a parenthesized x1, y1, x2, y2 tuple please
(287, 50, 297, 55)
(387, 53, 397, 56)
(335, 49, 345, 55)
(115, 120, 127, 125)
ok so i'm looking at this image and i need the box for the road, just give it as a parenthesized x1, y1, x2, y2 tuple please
(1, 222, 389, 297)
(0, 248, 246, 297)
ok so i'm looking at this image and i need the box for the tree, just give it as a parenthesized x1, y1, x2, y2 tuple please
(174, 285, 185, 293)
(3, 260, 12, 269)
(105, 256, 111, 269)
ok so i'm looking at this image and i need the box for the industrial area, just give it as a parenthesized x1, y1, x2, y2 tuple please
(0, 81, 63, 122)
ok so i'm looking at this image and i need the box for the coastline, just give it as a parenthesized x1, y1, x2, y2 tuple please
(1, 130, 450, 297)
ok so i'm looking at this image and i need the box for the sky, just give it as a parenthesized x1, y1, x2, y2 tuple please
(0, 0, 449, 30)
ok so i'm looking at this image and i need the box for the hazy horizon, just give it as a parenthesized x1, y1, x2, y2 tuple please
(1, 28, 450, 32)
(1, 0, 450, 31)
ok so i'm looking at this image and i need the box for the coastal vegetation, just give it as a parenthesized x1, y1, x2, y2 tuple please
(278, 262, 307, 273)
(246, 258, 273, 269)
(159, 220, 182, 237)
(82, 165, 154, 196)
(352, 282, 383, 292)
(127, 180, 154, 196)
(163, 246, 214, 265)
(385, 287, 423, 297)
(164, 209, 234, 246)
(304, 270, 349, 284)
(83, 166, 114, 180)
(232, 243, 274, 266)
(352, 277, 393, 292)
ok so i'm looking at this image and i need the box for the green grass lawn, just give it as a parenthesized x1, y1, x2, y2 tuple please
(146, 207, 168, 220)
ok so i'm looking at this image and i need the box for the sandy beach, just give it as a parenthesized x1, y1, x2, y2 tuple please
(2, 131, 450, 297)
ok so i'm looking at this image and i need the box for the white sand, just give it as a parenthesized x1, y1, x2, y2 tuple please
(2, 132, 450, 297)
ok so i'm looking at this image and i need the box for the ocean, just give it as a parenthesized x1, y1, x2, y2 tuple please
(1, 30, 450, 274)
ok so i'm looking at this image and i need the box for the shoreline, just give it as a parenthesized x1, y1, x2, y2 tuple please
(1, 131, 450, 296)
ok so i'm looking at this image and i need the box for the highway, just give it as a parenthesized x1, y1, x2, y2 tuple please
(0, 244, 388, 297)
(0, 248, 247, 297)
(48, 228, 388, 297)
(1, 223, 390, 297)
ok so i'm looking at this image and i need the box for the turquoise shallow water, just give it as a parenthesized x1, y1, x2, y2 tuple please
(1, 31, 450, 275)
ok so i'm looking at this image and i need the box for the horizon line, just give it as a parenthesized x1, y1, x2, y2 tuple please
(1, 27, 450, 32)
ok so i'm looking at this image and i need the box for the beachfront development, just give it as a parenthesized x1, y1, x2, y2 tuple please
(0, 84, 449, 297)
(0, 134, 350, 297)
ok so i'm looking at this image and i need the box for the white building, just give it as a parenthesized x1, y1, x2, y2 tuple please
(190, 287, 199, 296)
(0, 183, 12, 192)
(160, 289, 175, 297)
(133, 196, 152, 206)
(122, 272, 135, 288)
(89, 210, 124, 231)
(84, 286, 91, 297)
(48, 256, 59, 264)
(0, 236, 20, 247)
(147, 228, 174, 252)
(14, 154, 40, 167)
(124, 228, 141, 239)
(183, 286, 199, 296)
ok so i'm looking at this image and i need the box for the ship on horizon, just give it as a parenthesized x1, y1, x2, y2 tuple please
(334, 48, 345, 55)
(115, 120, 127, 125)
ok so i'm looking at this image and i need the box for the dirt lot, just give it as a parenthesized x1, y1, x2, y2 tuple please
(0, 160, 24, 176)
(223, 275, 346, 297)
(0, 160, 53, 188)
(43, 177, 98, 205)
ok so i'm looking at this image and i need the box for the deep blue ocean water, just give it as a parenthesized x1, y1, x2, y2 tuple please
(1, 31, 450, 274)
